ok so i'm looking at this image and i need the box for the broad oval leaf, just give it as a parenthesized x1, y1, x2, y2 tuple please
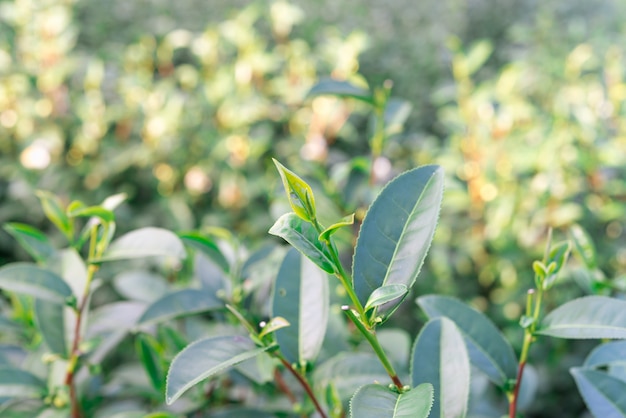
(94, 227, 186, 262)
(307, 78, 374, 104)
(349, 383, 433, 418)
(273, 159, 317, 222)
(417, 295, 517, 387)
(3, 223, 56, 263)
(269, 213, 335, 273)
(538, 296, 626, 339)
(0, 367, 46, 398)
(0, 263, 73, 304)
(271, 249, 329, 365)
(165, 335, 270, 404)
(364, 284, 408, 313)
(584, 341, 626, 368)
(353, 165, 444, 318)
(138, 288, 223, 326)
(411, 317, 470, 418)
(571, 368, 626, 417)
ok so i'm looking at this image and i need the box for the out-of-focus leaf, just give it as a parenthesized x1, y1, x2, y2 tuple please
(0, 367, 46, 398)
(113, 270, 169, 303)
(571, 368, 626, 417)
(0, 263, 73, 304)
(384, 98, 413, 136)
(178, 232, 230, 273)
(307, 79, 374, 104)
(137, 288, 222, 326)
(570, 224, 597, 270)
(3, 223, 56, 263)
(584, 341, 626, 369)
(94, 227, 186, 262)
(35, 190, 72, 239)
(136, 333, 165, 392)
(34, 300, 67, 356)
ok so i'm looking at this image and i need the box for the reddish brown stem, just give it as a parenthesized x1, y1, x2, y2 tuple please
(509, 360, 527, 418)
(278, 357, 328, 418)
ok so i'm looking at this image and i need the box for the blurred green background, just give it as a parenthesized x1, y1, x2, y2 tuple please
(2, 0, 626, 416)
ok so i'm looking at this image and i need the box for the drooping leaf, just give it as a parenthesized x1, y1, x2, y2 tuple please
(178, 231, 230, 273)
(0, 263, 73, 304)
(136, 333, 165, 392)
(584, 341, 626, 369)
(313, 353, 389, 402)
(165, 335, 271, 404)
(273, 159, 317, 222)
(417, 295, 517, 387)
(319, 214, 355, 243)
(570, 224, 597, 270)
(349, 383, 433, 418)
(269, 213, 335, 274)
(353, 165, 444, 318)
(571, 368, 626, 417)
(538, 296, 626, 339)
(137, 288, 223, 326)
(93, 227, 186, 262)
(0, 367, 46, 398)
(35, 190, 72, 239)
(3, 223, 56, 263)
(271, 249, 329, 365)
(411, 318, 470, 418)
(364, 284, 408, 313)
(34, 300, 67, 356)
(307, 78, 374, 104)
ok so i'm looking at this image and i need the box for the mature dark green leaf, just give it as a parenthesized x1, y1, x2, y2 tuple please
(35, 190, 72, 239)
(353, 165, 444, 318)
(570, 224, 597, 270)
(411, 318, 470, 418)
(0, 367, 46, 398)
(307, 78, 374, 104)
(571, 368, 626, 417)
(538, 296, 626, 339)
(273, 159, 317, 222)
(165, 335, 270, 404)
(319, 214, 355, 243)
(417, 295, 517, 387)
(364, 284, 408, 313)
(584, 341, 626, 368)
(350, 383, 433, 418)
(94, 227, 186, 262)
(0, 263, 73, 304)
(272, 249, 328, 364)
(178, 232, 230, 273)
(269, 213, 335, 274)
(137, 333, 165, 392)
(138, 289, 222, 326)
(34, 300, 67, 355)
(3, 223, 56, 263)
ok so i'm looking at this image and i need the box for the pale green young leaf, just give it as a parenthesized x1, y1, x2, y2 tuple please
(349, 383, 433, 418)
(269, 213, 335, 274)
(67, 204, 115, 223)
(3, 223, 56, 263)
(0, 263, 73, 304)
(411, 317, 470, 418)
(538, 296, 626, 339)
(271, 249, 328, 364)
(258, 317, 290, 339)
(353, 165, 444, 320)
(417, 295, 517, 387)
(307, 78, 374, 104)
(571, 368, 626, 417)
(165, 335, 271, 404)
(364, 284, 408, 313)
(543, 241, 572, 290)
(93, 227, 186, 262)
(0, 367, 46, 398)
(319, 213, 355, 243)
(35, 190, 72, 240)
(273, 159, 317, 222)
(137, 289, 223, 326)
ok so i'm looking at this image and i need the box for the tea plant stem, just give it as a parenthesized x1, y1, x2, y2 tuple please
(277, 356, 328, 418)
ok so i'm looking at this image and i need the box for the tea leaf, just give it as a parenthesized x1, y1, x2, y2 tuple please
(0, 367, 46, 398)
(34, 300, 67, 356)
(271, 249, 328, 364)
(319, 213, 355, 242)
(94, 227, 186, 262)
(269, 213, 335, 274)
(165, 335, 271, 404)
(353, 165, 444, 319)
(543, 241, 572, 290)
(35, 190, 72, 240)
(3, 223, 56, 264)
(538, 296, 626, 339)
(417, 295, 517, 387)
(0, 263, 73, 304)
(67, 204, 115, 223)
(584, 341, 626, 368)
(307, 78, 374, 104)
(571, 368, 626, 417)
(364, 284, 408, 313)
(136, 333, 165, 392)
(273, 159, 318, 223)
(138, 289, 223, 326)
(570, 224, 597, 270)
(349, 383, 433, 418)
(258, 317, 290, 339)
(178, 231, 230, 273)
(411, 318, 470, 418)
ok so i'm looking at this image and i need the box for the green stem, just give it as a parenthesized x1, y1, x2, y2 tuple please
(343, 306, 403, 391)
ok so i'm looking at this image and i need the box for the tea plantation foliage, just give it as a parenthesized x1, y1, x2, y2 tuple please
(1, 0, 626, 417)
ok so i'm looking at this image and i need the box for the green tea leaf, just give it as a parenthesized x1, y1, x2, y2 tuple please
(271, 249, 329, 364)
(364, 284, 408, 313)
(138, 289, 223, 326)
(258, 317, 290, 339)
(0, 367, 46, 398)
(319, 213, 355, 243)
(411, 318, 470, 418)
(584, 341, 626, 368)
(570, 224, 597, 270)
(3, 223, 56, 264)
(136, 333, 165, 392)
(269, 213, 335, 274)
(571, 368, 626, 417)
(543, 241, 572, 290)
(273, 159, 317, 222)
(67, 204, 115, 223)
(307, 78, 374, 104)
(353, 165, 444, 319)
(35, 190, 72, 240)
(349, 383, 433, 418)
(94, 227, 186, 262)
(178, 231, 230, 273)
(0, 263, 73, 304)
(384, 99, 413, 137)
(417, 295, 517, 387)
(165, 335, 270, 404)
(538, 296, 626, 339)
(34, 300, 67, 355)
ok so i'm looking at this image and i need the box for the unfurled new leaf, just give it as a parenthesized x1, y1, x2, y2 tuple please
(273, 159, 317, 223)
(349, 383, 433, 418)
(543, 241, 571, 290)
(364, 284, 408, 313)
(319, 213, 355, 243)
(258, 317, 290, 339)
